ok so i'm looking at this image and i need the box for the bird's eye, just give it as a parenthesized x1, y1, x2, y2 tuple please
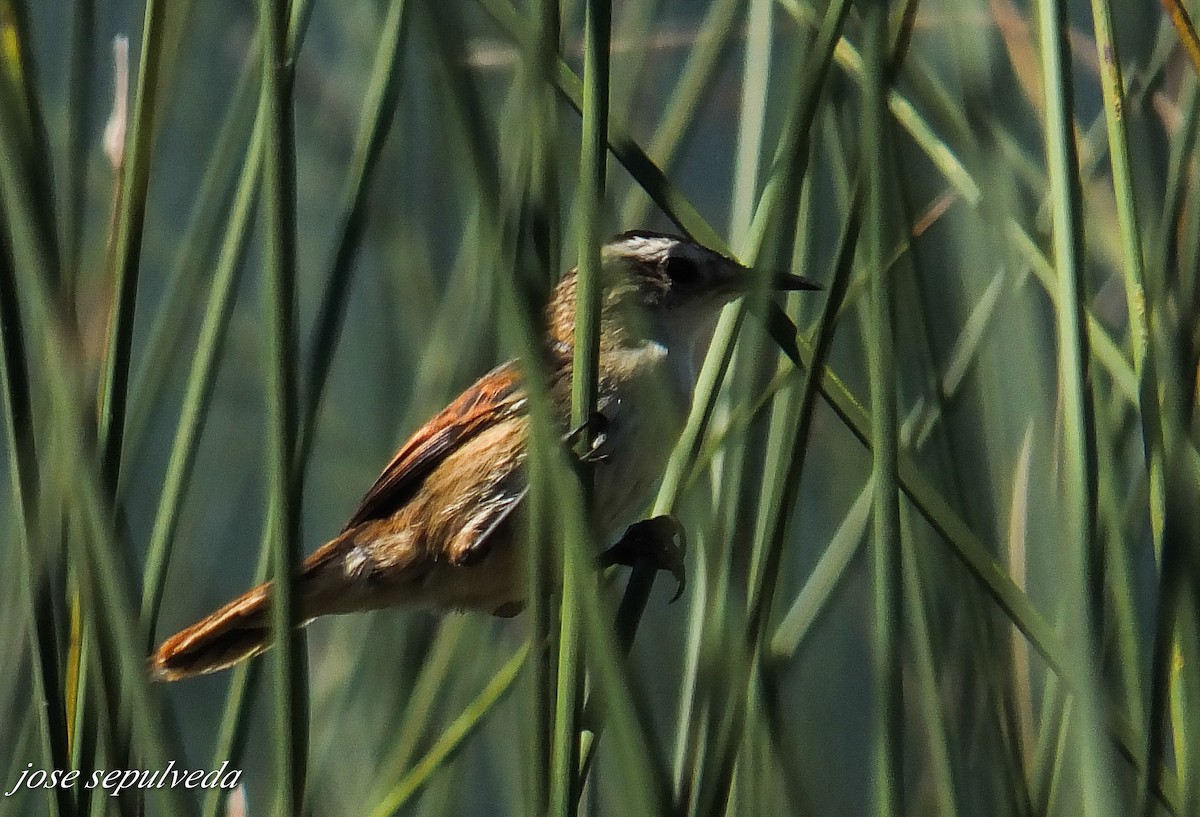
(664, 254, 698, 283)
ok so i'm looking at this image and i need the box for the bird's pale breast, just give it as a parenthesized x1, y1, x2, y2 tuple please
(590, 340, 690, 541)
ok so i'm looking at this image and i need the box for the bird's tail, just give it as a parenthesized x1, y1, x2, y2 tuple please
(149, 532, 366, 682)
(149, 582, 278, 681)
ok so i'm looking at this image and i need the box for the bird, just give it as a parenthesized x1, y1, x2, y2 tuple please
(149, 230, 819, 681)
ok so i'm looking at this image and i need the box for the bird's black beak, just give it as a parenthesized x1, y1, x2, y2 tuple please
(773, 272, 822, 291)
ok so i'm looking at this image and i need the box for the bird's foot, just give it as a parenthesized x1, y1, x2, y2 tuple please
(599, 515, 687, 602)
(564, 412, 609, 464)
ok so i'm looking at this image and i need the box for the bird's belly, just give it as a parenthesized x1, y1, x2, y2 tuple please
(591, 383, 687, 542)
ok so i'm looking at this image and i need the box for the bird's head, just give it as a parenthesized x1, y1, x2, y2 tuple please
(546, 231, 819, 353)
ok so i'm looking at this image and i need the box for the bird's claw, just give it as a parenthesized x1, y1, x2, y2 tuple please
(599, 515, 687, 602)
(564, 412, 609, 464)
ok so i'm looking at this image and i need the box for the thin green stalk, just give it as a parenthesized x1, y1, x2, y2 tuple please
(900, 509, 960, 817)
(604, 0, 662, 119)
(124, 0, 319, 475)
(862, 11, 904, 803)
(478, 0, 723, 249)
(178, 11, 316, 817)
(366, 619, 470, 803)
(139, 112, 263, 644)
(1, 716, 38, 816)
(256, 0, 306, 810)
(721, 198, 861, 817)
(63, 0, 95, 279)
(1089, 0, 1162, 552)
(900, 215, 1031, 811)
(1008, 226, 1138, 402)
(121, 58, 260, 475)
(0, 205, 69, 817)
(683, 322, 767, 817)
(1007, 422, 1037, 789)
(297, 0, 413, 473)
(1163, 0, 1200, 75)
(769, 476, 871, 659)
(745, 0, 853, 255)
(692, 211, 979, 485)
(1141, 472, 1191, 817)
(660, 2, 772, 808)
(553, 1, 609, 813)
(787, 0, 1194, 478)
(510, 1, 562, 809)
(366, 643, 529, 817)
(568, 0, 607, 439)
(619, 0, 743, 227)
(1033, 682, 1072, 815)
(1094, 399, 1147, 771)
(729, 0, 772, 245)
(97, 0, 171, 489)
(1035, 0, 1112, 815)
(479, 0, 841, 268)
(1139, 71, 1200, 817)
(66, 608, 96, 817)
(1089, 4, 1172, 807)
(199, 624, 264, 817)
(675, 0, 911, 802)
(774, 1, 982, 208)
(1168, 592, 1199, 816)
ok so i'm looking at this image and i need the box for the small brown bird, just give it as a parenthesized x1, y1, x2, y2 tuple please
(150, 231, 818, 681)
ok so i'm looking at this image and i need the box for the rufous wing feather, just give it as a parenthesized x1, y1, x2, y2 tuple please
(344, 362, 526, 528)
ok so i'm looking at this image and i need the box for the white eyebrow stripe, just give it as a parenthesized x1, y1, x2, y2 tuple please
(604, 235, 677, 264)
(603, 234, 731, 272)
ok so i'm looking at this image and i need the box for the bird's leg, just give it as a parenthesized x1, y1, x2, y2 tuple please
(599, 516, 687, 602)
(563, 411, 609, 464)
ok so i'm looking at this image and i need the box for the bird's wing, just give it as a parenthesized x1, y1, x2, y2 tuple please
(447, 484, 529, 566)
(344, 361, 527, 529)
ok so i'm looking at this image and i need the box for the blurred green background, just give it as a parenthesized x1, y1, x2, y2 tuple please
(1, 0, 1197, 815)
